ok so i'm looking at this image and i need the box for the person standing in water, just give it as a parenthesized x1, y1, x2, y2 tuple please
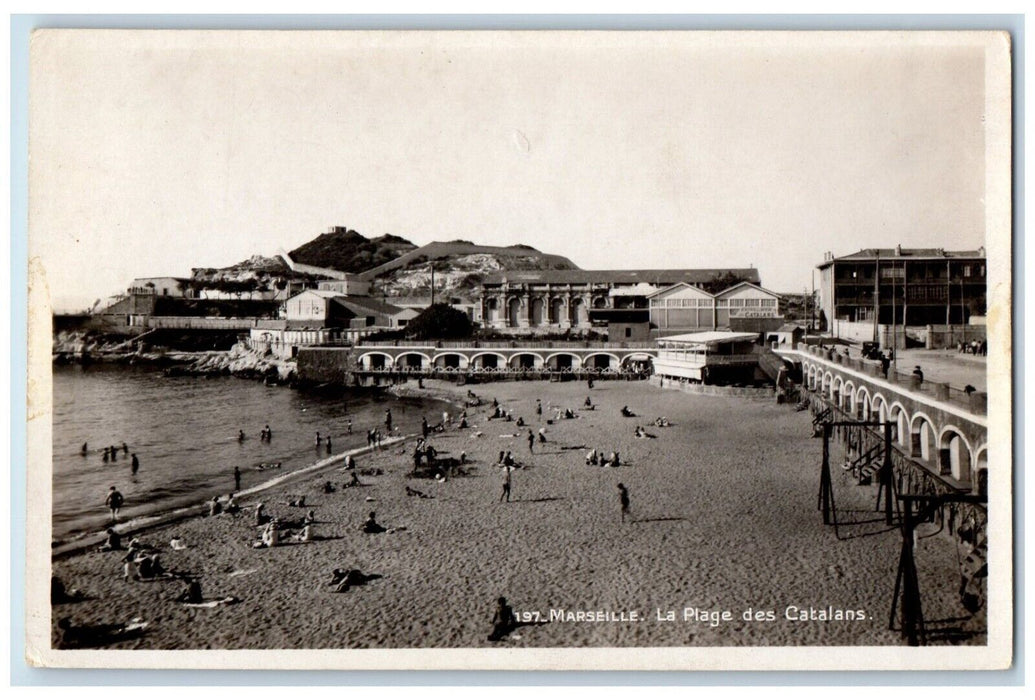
(105, 486, 124, 523)
(130, 453, 139, 476)
(527, 430, 535, 454)
(102, 447, 110, 463)
(238, 430, 245, 443)
(316, 431, 322, 446)
(122, 442, 129, 455)
(81, 442, 88, 456)
(234, 466, 241, 491)
(385, 409, 393, 434)
(326, 436, 333, 454)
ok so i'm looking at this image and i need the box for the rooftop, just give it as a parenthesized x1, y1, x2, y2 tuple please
(658, 331, 760, 345)
(818, 247, 986, 268)
(480, 268, 761, 286)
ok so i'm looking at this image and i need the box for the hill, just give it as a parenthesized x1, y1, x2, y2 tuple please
(288, 227, 417, 273)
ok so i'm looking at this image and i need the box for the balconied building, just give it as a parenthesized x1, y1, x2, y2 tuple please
(817, 246, 987, 328)
(475, 268, 761, 332)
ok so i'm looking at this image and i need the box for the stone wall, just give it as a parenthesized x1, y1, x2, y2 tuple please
(296, 347, 356, 385)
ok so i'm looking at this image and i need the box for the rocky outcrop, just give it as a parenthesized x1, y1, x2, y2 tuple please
(175, 342, 297, 382)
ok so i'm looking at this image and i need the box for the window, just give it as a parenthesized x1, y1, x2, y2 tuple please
(624, 327, 632, 338)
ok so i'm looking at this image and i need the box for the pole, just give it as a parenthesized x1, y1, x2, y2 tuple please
(430, 262, 436, 307)
(873, 254, 880, 344)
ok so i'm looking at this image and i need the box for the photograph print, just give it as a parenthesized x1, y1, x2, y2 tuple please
(25, 29, 1013, 670)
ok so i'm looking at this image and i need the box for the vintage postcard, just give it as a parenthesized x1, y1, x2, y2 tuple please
(25, 29, 1013, 671)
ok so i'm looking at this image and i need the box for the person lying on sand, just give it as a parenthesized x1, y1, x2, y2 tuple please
(287, 495, 306, 508)
(621, 406, 635, 417)
(343, 472, 363, 488)
(586, 449, 599, 466)
(56, 616, 147, 649)
(125, 552, 167, 581)
(406, 486, 434, 499)
(329, 568, 380, 592)
(169, 536, 187, 551)
(225, 494, 240, 515)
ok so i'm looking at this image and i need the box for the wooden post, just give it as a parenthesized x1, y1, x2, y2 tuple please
(819, 423, 833, 524)
(876, 422, 895, 524)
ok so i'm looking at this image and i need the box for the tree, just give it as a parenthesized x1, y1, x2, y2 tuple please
(700, 271, 751, 295)
(405, 304, 473, 341)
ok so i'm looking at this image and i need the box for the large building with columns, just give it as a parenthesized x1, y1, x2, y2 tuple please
(475, 268, 761, 332)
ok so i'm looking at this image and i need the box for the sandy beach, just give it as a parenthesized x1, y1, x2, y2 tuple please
(50, 379, 985, 649)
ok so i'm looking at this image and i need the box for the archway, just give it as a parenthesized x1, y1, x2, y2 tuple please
(397, 352, 429, 370)
(546, 353, 580, 371)
(509, 352, 543, 370)
(910, 413, 936, 462)
(939, 428, 974, 483)
(358, 352, 392, 370)
(584, 353, 618, 370)
(550, 298, 566, 325)
(433, 353, 467, 370)
(507, 298, 523, 327)
(571, 298, 587, 325)
(592, 296, 608, 309)
(530, 298, 546, 326)
(485, 298, 499, 325)
(471, 352, 504, 370)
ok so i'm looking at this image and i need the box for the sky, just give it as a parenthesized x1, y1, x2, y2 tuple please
(28, 31, 996, 312)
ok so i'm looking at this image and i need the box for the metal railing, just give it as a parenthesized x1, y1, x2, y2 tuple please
(357, 339, 658, 350)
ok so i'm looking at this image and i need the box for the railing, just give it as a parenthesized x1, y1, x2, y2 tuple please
(357, 339, 658, 350)
(146, 316, 261, 330)
(790, 345, 985, 414)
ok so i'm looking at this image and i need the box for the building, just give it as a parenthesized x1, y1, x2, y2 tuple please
(284, 290, 413, 330)
(128, 277, 193, 298)
(652, 331, 762, 385)
(476, 268, 761, 331)
(647, 281, 782, 334)
(316, 276, 372, 296)
(817, 247, 987, 332)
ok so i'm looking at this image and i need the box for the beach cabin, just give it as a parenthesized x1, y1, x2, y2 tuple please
(653, 331, 761, 385)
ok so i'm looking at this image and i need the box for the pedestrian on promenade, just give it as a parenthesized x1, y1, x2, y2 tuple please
(130, 453, 139, 476)
(234, 466, 241, 491)
(499, 468, 512, 503)
(912, 366, 924, 386)
(105, 486, 124, 523)
(617, 483, 630, 523)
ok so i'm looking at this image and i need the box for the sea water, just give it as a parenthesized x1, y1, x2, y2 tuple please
(51, 364, 449, 544)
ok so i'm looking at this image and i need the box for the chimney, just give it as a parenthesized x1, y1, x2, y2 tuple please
(895, 244, 902, 256)
(978, 246, 986, 257)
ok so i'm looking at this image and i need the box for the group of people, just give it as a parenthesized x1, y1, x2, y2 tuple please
(957, 339, 988, 356)
(585, 449, 621, 467)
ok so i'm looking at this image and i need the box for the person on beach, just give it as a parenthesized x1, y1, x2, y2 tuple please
(345, 472, 362, 488)
(527, 430, 535, 454)
(538, 427, 547, 443)
(265, 425, 272, 441)
(326, 436, 333, 454)
(323, 481, 335, 494)
(362, 512, 386, 534)
(617, 483, 630, 523)
(238, 430, 245, 443)
(488, 596, 517, 642)
(99, 528, 122, 551)
(346, 454, 356, 470)
(51, 577, 85, 605)
(536, 399, 542, 418)
(586, 449, 598, 466)
(254, 502, 267, 526)
(912, 366, 924, 385)
(385, 409, 393, 433)
(316, 431, 322, 446)
(105, 486, 123, 522)
(584, 396, 593, 408)
(208, 496, 222, 517)
(225, 494, 239, 515)
(234, 466, 241, 491)
(103, 447, 110, 464)
(421, 416, 429, 439)
(504, 451, 514, 468)
(122, 442, 128, 455)
(497, 450, 505, 465)
(500, 467, 512, 503)
(110, 445, 119, 460)
(176, 578, 204, 605)
(346, 419, 352, 434)
(130, 453, 139, 476)
(81, 442, 88, 456)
